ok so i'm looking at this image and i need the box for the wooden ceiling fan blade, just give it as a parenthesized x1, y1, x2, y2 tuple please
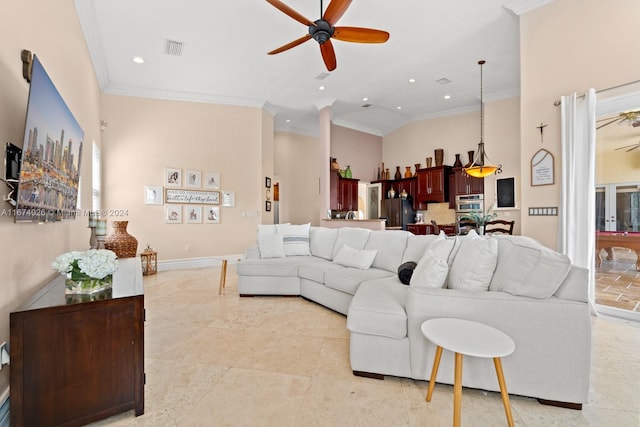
(615, 143, 639, 150)
(320, 40, 337, 71)
(265, 0, 315, 26)
(267, 34, 312, 55)
(323, 0, 352, 25)
(333, 27, 390, 43)
(596, 117, 621, 129)
(626, 145, 640, 152)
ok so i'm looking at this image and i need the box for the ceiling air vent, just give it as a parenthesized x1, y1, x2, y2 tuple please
(163, 39, 184, 56)
(315, 72, 330, 80)
(362, 103, 372, 108)
(435, 77, 451, 85)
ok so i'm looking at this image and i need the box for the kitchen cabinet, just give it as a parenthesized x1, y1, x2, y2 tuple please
(374, 177, 417, 208)
(330, 173, 359, 211)
(416, 166, 451, 207)
(449, 167, 484, 208)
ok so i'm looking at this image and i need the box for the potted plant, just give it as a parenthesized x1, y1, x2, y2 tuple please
(459, 205, 497, 235)
(52, 249, 119, 294)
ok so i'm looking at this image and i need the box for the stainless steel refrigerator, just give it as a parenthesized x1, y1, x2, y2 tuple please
(381, 198, 415, 230)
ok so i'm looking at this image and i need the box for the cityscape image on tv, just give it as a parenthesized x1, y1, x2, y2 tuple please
(15, 56, 84, 222)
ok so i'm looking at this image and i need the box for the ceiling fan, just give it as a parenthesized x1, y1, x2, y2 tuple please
(614, 140, 640, 152)
(265, 0, 390, 72)
(596, 110, 640, 130)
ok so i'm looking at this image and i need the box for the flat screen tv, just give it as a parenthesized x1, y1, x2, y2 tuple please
(15, 55, 84, 222)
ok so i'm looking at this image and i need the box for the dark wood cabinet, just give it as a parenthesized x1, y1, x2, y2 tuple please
(330, 173, 359, 211)
(449, 167, 484, 208)
(407, 223, 434, 235)
(10, 265, 144, 427)
(416, 166, 451, 207)
(374, 177, 418, 208)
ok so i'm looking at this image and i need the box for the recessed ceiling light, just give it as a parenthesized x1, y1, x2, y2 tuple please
(132, 56, 145, 64)
(362, 97, 369, 102)
(319, 86, 325, 91)
(396, 106, 403, 110)
(444, 94, 451, 100)
(285, 119, 291, 123)
(408, 78, 416, 83)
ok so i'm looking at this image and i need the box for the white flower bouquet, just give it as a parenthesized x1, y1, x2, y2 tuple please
(52, 249, 119, 293)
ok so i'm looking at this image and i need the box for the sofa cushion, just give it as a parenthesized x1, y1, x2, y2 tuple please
(447, 232, 498, 291)
(402, 233, 441, 264)
(237, 256, 318, 277)
(278, 223, 311, 256)
(298, 260, 344, 283)
(332, 227, 371, 259)
(489, 236, 572, 298)
(257, 233, 285, 259)
(409, 249, 449, 288)
(365, 230, 409, 272)
(347, 278, 408, 340)
(333, 244, 377, 270)
(324, 267, 394, 295)
(309, 227, 338, 260)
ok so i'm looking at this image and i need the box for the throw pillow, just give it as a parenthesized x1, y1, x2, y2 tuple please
(409, 249, 449, 288)
(277, 223, 311, 256)
(397, 261, 417, 285)
(257, 233, 285, 259)
(447, 233, 498, 291)
(333, 244, 377, 270)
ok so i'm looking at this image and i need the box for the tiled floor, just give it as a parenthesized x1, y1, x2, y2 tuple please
(595, 247, 640, 312)
(91, 266, 640, 426)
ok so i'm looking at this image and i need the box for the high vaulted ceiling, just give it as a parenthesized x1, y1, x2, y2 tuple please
(74, 0, 543, 137)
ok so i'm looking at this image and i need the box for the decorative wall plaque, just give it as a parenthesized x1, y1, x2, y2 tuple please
(531, 149, 554, 186)
(165, 189, 220, 205)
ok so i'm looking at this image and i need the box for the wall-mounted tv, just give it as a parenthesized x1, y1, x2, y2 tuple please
(15, 55, 84, 222)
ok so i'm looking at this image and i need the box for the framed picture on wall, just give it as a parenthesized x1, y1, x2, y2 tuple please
(265, 200, 271, 212)
(165, 167, 182, 187)
(531, 149, 554, 186)
(165, 205, 182, 224)
(186, 205, 202, 223)
(185, 170, 202, 188)
(265, 177, 271, 188)
(144, 185, 163, 205)
(222, 191, 235, 207)
(204, 206, 220, 223)
(205, 172, 220, 189)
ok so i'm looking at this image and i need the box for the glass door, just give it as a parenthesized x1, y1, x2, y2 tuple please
(597, 183, 640, 231)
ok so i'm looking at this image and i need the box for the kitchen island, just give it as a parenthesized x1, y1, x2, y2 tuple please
(321, 219, 386, 230)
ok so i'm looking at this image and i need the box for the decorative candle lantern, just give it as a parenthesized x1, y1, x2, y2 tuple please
(140, 245, 157, 276)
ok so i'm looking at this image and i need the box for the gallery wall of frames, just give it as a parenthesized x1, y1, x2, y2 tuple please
(143, 167, 236, 224)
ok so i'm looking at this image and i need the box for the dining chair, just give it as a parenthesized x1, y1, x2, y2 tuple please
(484, 219, 515, 235)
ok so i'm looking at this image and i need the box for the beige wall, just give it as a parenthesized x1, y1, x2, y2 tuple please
(520, 0, 640, 249)
(330, 125, 383, 183)
(100, 94, 266, 260)
(0, 0, 102, 394)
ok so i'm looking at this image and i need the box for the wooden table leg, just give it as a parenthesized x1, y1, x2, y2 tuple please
(218, 259, 228, 295)
(493, 357, 514, 427)
(426, 346, 443, 402)
(453, 352, 463, 427)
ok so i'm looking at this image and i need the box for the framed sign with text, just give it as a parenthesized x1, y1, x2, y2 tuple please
(165, 188, 220, 205)
(531, 149, 554, 186)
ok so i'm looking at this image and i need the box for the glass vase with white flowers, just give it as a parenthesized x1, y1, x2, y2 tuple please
(52, 249, 119, 294)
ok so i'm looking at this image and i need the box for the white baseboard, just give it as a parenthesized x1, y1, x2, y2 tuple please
(157, 254, 244, 272)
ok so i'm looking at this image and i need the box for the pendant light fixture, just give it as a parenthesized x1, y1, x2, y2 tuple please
(464, 60, 502, 178)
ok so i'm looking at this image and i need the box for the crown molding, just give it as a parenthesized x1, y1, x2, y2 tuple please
(74, 0, 110, 90)
(503, 0, 555, 16)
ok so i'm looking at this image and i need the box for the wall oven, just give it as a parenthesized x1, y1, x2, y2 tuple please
(455, 194, 484, 213)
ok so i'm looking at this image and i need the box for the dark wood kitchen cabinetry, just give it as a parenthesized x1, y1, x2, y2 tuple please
(10, 266, 144, 427)
(449, 167, 484, 208)
(330, 172, 359, 211)
(415, 166, 451, 207)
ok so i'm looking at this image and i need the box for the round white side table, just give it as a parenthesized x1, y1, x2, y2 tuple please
(421, 318, 515, 427)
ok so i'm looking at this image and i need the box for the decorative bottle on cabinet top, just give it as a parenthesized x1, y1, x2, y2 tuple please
(345, 165, 352, 179)
(453, 153, 463, 167)
(394, 166, 402, 180)
(404, 166, 412, 178)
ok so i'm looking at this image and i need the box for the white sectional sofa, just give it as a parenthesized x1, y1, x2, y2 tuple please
(237, 224, 591, 408)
